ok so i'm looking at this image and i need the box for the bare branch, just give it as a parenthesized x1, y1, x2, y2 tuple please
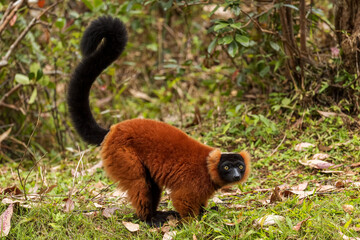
(0, 1, 62, 68)
(0, 0, 25, 35)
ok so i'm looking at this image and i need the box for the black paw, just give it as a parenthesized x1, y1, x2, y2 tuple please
(146, 211, 180, 227)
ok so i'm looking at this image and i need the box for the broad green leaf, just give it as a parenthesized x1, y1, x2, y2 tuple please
(81, 0, 93, 10)
(230, 22, 242, 29)
(274, 60, 281, 72)
(55, 18, 66, 29)
(344, 218, 352, 229)
(36, 69, 43, 81)
(222, 122, 231, 134)
(38, 76, 49, 86)
(15, 74, 30, 85)
(284, 4, 299, 11)
(93, 0, 103, 8)
(270, 42, 280, 51)
(126, 1, 134, 11)
(30, 63, 40, 74)
(161, 0, 173, 11)
(231, 6, 241, 16)
(227, 41, 238, 57)
(221, 35, 233, 45)
(214, 23, 229, 32)
(259, 66, 270, 77)
(207, 38, 217, 54)
(28, 72, 35, 80)
(28, 88, 37, 104)
(235, 34, 250, 47)
(281, 98, 291, 106)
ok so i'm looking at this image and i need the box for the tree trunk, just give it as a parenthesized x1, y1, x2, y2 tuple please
(335, 0, 360, 74)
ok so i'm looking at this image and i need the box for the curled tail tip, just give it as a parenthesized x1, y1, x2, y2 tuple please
(80, 16, 128, 57)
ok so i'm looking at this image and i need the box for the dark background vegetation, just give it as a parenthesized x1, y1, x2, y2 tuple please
(1, 0, 359, 160)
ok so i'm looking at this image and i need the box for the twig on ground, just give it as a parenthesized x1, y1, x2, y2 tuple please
(16, 111, 41, 200)
(270, 134, 287, 156)
(69, 150, 85, 198)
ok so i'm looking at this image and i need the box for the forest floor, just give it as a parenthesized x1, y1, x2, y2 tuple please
(1, 100, 360, 240)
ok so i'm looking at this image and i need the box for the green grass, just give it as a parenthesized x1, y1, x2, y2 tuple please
(1, 103, 360, 239)
(0, 109, 360, 239)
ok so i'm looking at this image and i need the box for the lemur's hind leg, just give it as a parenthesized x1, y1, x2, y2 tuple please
(102, 147, 161, 223)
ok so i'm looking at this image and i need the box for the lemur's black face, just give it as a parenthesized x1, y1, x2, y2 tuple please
(218, 153, 246, 183)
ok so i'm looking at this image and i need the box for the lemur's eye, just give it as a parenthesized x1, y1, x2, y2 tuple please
(224, 166, 229, 170)
(239, 165, 244, 170)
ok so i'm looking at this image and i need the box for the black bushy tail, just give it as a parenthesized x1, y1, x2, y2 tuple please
(67, 16, 128, 145)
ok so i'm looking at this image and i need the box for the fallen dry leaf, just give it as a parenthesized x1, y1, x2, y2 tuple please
(317, 185, 336, 192)
(346, 171, 357, 176)
(63, 198, 75, 212)
(161, 225, 171, 233)
(167, 215, 179, 227)
(318, 144, 333, 152)
(227, 204, 246, 210)
(224, 213, 244, 226)
(122, 221, 140, 232)
(312, 153, 329, 160)
(282, 190, 315, 200)
(1, 198, 24, 205)
(257, 199, 271, 205)
(87, 161, 103, 175)
(317, 110, 338, 118)
(291, 182, 308, 191)
(0, 203, 13, 237)
(162, 231, 177, 240)
(350, 162, 360, 168)
(193, 234, 197, 240)
(254, 215, 285, 227)
(2, 186, 22, 195)
(321, 170, 344, 174)
(93, 181, 105, 189)
(37, 184, 57, 194)
(335, 180, 346, 188)
(329, 164, 343, 169)
(338, 231, 360, 240)
(102, 207, 119, 218)
(295, 143, 315, 151)
(299, 158, 334, 170)
(270, 187, 283, 203)
(293, 216, 311, 231)
(212, 197, 223, 204)
(276, 183, 290, 190)
(83, 211, 98, 217)
(93, 202, 103, 208)
(342, 205, 354, 214)
(129, 89, 153, 102)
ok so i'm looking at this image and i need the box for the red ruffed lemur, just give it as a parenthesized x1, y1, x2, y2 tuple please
(67, 16, 251, 226)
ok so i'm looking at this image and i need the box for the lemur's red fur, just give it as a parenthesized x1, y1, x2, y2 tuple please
(67, 17, 251, 225)
(101, 119, 250, 219)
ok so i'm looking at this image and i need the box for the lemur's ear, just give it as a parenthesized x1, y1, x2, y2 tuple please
(239, 151, 251, 183)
